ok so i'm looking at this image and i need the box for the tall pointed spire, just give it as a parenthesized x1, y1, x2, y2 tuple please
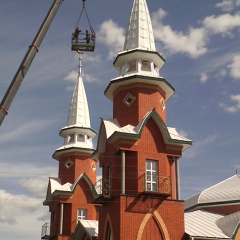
(67, 54, 90, 128)
(53, 53, 96, 160)
(124, 0, 156, 51)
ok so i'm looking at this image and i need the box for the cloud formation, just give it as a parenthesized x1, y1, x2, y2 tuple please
(215, 0, 240, 12)
(152, 8, 208, 58)
(202, 13, 240, 36)
(219, 94, 240, 113)
(228, 55, 240, 80)
(97, 19, 125, 59)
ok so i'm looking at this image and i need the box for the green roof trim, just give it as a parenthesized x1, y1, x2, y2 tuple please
(108, 109, 192, 147)
(104, 75, 175, 96)
(53, 173, 98, 197)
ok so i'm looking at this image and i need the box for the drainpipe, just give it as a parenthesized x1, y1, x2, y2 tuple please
(121, 150, 126, 194)
(59, 203, 63, 235)
(175, 157, 180, 200)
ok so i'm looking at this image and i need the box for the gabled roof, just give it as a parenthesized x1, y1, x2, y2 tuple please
(43, 173, 97, 205)
(185, 175, 240, 211)
(92, 109, 192, 160)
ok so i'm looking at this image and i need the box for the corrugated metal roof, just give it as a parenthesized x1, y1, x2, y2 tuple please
(185, 210, 230, 239)
(124, 0, 156, 51)
(185, 175, 240, 210)
(67, 76, 91, 128)
(216, 211, 240, 237)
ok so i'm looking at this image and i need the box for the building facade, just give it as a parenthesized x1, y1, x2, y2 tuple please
(38, 0, 235, 239)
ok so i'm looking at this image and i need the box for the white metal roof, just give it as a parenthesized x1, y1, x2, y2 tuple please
(185, 210, 230, 239)
(216, 211, 240, 237)
(79, 220, 98, 237)
(67, 76, 91, 128)
(124, 0, 156, 51)
(185, 175, 240, 210)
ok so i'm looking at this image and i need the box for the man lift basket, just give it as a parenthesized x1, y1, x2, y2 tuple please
(71, 0, 95, 52)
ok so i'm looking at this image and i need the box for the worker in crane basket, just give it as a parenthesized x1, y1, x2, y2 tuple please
(73, 27, 81, 42)
(84, 30, 90, 44)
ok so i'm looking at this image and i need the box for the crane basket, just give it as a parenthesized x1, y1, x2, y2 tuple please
(71, 0, 95, 52)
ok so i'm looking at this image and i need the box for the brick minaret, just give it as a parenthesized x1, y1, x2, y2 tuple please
(43, 53, 98, 240)
(92, 0, 192, 239)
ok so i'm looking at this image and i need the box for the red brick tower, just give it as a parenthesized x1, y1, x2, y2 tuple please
(92, 0, 192, 239)
(42, 54, 98, 240)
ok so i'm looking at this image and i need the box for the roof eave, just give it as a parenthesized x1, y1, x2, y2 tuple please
(104, 75, 175, 102)
(52, 147, 95, 161)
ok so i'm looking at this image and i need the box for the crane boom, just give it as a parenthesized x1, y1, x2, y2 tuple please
(0, 0, 64, 126)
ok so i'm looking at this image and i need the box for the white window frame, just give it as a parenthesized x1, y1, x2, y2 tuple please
(77, 209, 87, 221)
(146, 160, 158, 192)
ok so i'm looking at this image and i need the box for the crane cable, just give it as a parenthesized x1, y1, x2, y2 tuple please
(75, 0, 95, 36)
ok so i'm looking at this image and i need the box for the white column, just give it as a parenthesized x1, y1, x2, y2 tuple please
(121, 150, 126, 194)
(59, 203, 63, 235)
(175, 158, 180, 200)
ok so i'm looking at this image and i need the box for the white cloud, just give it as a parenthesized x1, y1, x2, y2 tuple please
(97, 19, 125, 59)
(219, 94, 240, 113)
(200, 73, 208, 83)
(215, 0, 240, 12)
(84, 54, 102, 63)
(83, 73, 99, 83)
(202, 13, 240, 36)
(215, 69, 227, 80)
(0, 189, 40, 224)
(184, 135, 217, 159)
(18, 175, 49, 198)
(152, 9, 208, 58)
(64, 70, 77, 82)
(178, 129, 189, 138)
(228, 55, 240, 80)
(216, 1, 235, 12)
(64, 70, 99, 86)
(0, 119, 54, 144)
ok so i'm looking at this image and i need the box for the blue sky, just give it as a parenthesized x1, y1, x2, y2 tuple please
(0, 0, 240, 239)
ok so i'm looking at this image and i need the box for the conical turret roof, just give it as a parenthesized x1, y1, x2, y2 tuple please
(124, 0, 156, 51)
(53, 55, 96, 160)
(67, 75, 90, 128)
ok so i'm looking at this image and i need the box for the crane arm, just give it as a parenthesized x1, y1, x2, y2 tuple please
(0, 0, 64, 126)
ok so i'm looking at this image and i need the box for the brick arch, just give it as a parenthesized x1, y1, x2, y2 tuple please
(136, 208, 170, 240)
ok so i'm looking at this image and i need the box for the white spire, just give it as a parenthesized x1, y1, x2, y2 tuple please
(67, 76, 91, 128)
(67, 54, 90, 128)
(124, 0, 156, 51)
(52, 53, 96, 160)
